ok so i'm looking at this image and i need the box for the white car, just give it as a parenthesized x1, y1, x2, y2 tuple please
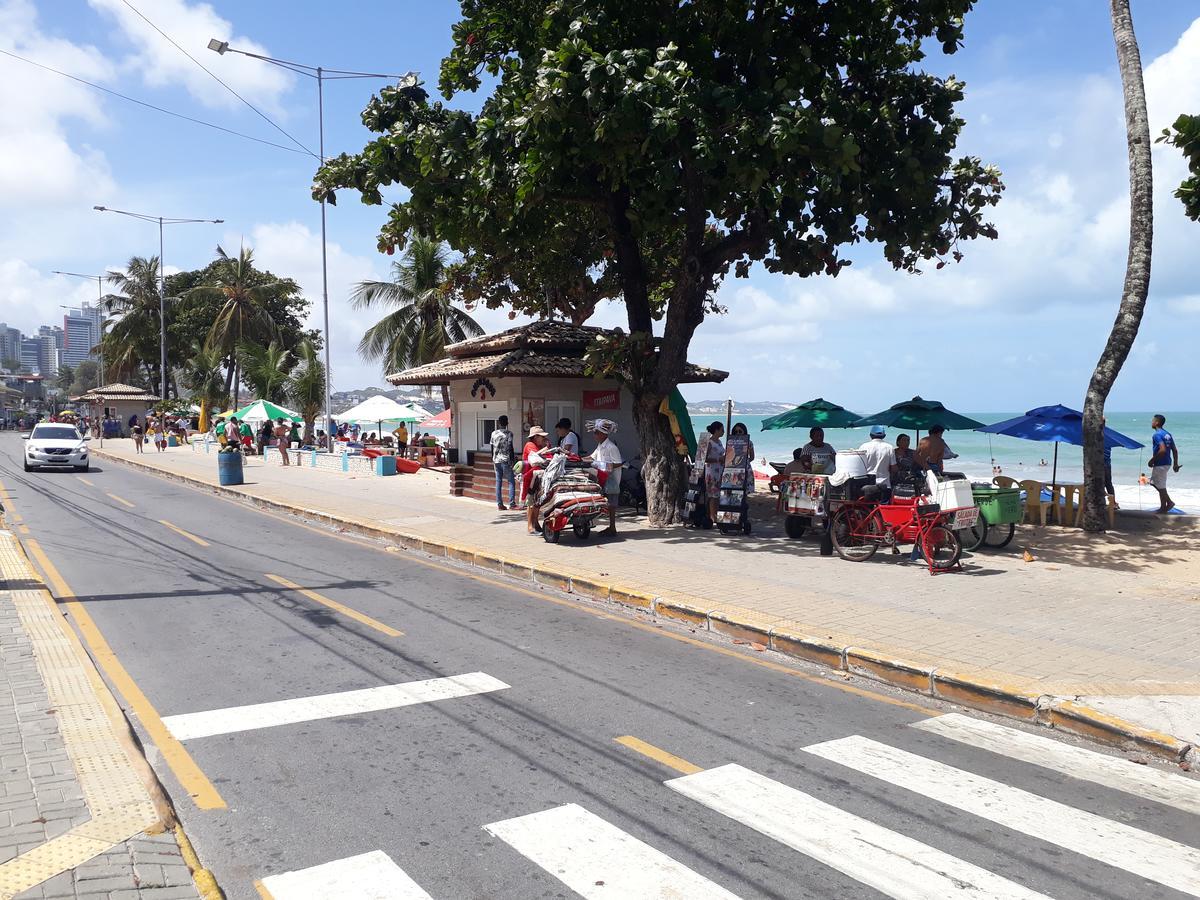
(23, 423, 90, 472)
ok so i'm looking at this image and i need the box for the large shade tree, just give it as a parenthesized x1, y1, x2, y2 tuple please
(1081, 0, 1154, 532)
(349, 234, 483, 409)
(316, 0, 1003, 522)
(102, 256, 166, 390)
(1158, 113, 1200, 221)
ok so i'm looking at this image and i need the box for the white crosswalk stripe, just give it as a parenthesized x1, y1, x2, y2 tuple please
(259, 850, 432, 899)
(666, 763, 1050, 900)
(484, 802, 742, 899)
(163, 672, 509, 740)
(804, 735, 1200, 897)
(914, 713, 1200, 816)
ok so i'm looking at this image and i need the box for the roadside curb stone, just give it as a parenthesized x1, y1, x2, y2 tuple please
(93, 446, 1198, 764)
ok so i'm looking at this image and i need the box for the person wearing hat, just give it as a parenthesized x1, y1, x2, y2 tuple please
(554, 417, 581, 456)
(522, 425, 550, 530)
(583, 419, 622, 534)
(857, 425, 897, 492)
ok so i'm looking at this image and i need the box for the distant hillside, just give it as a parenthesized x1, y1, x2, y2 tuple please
(686, 400, 794, 415)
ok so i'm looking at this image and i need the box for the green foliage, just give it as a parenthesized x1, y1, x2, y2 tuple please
(182, 343, 228, 412)
(237, 340, 296, 404)
(102, 256, 165, 387)
(1158, 114, 1200, 221)
(350, 234, 484, 375)
(67, 360, 99, 397)
(55, 365, 74, 392)
(287, 339, 326, 443)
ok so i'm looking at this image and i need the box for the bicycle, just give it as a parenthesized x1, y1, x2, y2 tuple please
(829, 482, 963, 573)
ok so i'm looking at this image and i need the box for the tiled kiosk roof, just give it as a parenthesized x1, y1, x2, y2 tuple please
(387, 321, 728, 386)
(76, 383, 161, 402)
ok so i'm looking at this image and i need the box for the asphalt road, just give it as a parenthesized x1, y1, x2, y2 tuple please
(2, 432, 1198, 900)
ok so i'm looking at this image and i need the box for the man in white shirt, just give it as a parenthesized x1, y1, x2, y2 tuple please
(858, 425, 897, 490)
(585, 419, 623, 534)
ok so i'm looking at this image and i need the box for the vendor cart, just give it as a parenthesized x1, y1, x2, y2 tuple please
(715, 436, 752, 534)
(781, 473, 829, 539)
(960, 484, 1021, 550)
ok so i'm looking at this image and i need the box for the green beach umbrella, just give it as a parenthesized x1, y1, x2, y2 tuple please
(853, 396, 984, 431)
(761, 398, 862, 431)
(227, 399, 303, 423)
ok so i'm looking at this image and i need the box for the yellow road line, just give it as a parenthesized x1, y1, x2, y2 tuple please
(0, 478, 18, 523)
(22, 537, 226, 810)
(159, 520, 210, 547)
(615, 736, 703, 774)
(79, 477, 95, 486)
(265, 573, 404, 637)
(120, 464, 932, 715)
(106, 492, 135, 508)
(17, 524, 29, 535)
(253, 879, 273, 899)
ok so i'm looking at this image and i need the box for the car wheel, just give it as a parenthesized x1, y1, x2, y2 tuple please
(75, 463, 89, 473)
(23, 461, 33, 472)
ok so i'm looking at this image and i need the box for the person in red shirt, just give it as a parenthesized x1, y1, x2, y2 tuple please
(522, 426, 549, 532)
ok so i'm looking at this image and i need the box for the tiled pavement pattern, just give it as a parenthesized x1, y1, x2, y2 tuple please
(98, 441, 1200, 725)
(0, 532, 198, 900)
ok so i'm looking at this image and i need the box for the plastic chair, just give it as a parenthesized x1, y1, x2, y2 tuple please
(1018, 479, 1052, 525)
(993, 475, 1018, 489)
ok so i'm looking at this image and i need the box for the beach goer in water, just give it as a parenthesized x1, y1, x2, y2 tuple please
(800, 427, 836, 475)
(915, 424, 949, 476)
(698, 422, 725, 524)
(1139, 473, 1149, 486)
(585, 419, 623, 534)
(1149, 414, 1180, 513)
(523, 426, 550, 532)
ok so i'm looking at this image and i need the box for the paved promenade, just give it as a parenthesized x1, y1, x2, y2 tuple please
(94, 438, 1200, 756)
(0, 527, 201, 900)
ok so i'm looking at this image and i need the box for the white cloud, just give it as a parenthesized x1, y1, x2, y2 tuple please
(1166, 295, 1200, 314)
(88, 0, 295, 115)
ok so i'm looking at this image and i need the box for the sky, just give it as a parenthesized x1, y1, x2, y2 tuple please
(2, 0, 1198, 412)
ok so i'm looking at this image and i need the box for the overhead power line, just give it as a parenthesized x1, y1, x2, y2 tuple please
(0, 47, 311, 156)
(117, 0, 317, 158)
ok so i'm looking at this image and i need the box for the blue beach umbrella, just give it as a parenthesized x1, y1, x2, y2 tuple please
(976, 404, 1143, 486)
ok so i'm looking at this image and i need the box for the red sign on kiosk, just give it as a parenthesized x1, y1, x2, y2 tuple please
(582, 390, 620, 410)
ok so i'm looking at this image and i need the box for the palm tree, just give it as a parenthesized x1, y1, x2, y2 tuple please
(237, 340, 295, 404)
(1081, 0, 1153, 532)
(287, 339, 326, 445)
(104, 256, 165, 391)
(187, 245, 280, 406)
(350, 235, 484, 409)
(182, 343, 229, 418)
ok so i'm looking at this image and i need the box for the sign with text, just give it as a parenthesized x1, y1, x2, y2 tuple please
(583, 390, 620, 410)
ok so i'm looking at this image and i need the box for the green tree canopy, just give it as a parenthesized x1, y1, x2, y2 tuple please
(1158, 113, 1200, 221)
(316, 0, 1003, 521)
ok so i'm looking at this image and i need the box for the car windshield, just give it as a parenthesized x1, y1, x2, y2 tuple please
(31, 426, 80, 441)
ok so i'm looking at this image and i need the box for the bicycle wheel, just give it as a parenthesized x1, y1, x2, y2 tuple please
(922, 525, 962, 571)
(962, 518, 987, 552)
(982, 521, 1016, 548)
(831, 507, 879, 561)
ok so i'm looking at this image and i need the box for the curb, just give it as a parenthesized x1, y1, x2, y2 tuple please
(93, 448, 1197, 766)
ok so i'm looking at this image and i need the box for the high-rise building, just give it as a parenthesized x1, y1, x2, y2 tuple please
(35, 325, 64, 375)
(20, 337, 41, 373)
(62, 303, 103, 368)
(0, 324, 21, 367)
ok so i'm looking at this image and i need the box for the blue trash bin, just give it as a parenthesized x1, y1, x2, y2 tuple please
(217, 450, 244, 486)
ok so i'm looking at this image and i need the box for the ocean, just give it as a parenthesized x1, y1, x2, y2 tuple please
(709, 411, 1200, 514)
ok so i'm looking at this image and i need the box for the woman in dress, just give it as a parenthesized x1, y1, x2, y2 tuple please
(697, 422, 725, 524)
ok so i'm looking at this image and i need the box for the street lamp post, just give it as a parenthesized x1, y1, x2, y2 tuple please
(208, 39, 413, 448)
(92, 207, 222, 405)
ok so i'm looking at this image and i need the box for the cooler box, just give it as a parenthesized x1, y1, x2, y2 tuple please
(827, 475, 874, 501)
(926, 471, 974, 510)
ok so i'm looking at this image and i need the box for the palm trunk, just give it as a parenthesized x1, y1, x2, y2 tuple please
(223, 356, 236, 400)
(440, 384, 451, 410)
(1082, 0, 1154, 532)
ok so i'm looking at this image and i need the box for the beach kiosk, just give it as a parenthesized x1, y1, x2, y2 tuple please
(385, 321, 728, 501)
(77, 383, 161, 437)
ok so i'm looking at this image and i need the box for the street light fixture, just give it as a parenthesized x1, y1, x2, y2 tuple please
(207, 37, 413, 448)
(92, 206, 222, 406)
(53, 271, 108, 382)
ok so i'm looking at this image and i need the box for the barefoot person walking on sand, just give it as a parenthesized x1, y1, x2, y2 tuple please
(1149, 414, 1180, 513)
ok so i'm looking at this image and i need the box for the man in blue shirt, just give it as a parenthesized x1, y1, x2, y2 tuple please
(1149, 414, 1181, 513)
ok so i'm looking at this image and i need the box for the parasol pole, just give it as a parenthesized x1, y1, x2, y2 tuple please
(1052, 442, 1059, 490)
(725, 397, 732, 436)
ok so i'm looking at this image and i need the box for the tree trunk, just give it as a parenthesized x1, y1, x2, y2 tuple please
(233, 363, 241, 409)
(223, 356, 236, 401)
(1082, 0, 1154, 532)
(633, 392, 687, 526)
(303, 416, 315, 445)
(440, 384, 451, 411)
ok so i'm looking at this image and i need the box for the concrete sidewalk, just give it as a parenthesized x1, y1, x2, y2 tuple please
(0, 526, 203, 900)
(94, 440, 1200, 762)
